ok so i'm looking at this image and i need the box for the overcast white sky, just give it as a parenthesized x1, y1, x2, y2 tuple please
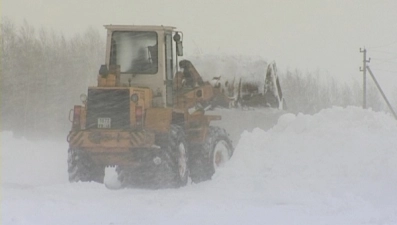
(3, 0, 397, 95)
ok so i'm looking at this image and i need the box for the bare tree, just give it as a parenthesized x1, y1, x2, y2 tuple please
(1, 18, 104, 139)
(280, 70, 364, 114)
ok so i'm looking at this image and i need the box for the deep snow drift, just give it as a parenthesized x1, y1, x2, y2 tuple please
(2, 106, 397, 225)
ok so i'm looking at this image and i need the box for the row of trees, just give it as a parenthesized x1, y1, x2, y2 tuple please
(1, 18, 394, 139)
(1, 18, 104, 139)
(280, 70, 387, 114)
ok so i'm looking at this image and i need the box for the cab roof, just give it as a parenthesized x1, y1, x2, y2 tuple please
(104, 25, 177, 32)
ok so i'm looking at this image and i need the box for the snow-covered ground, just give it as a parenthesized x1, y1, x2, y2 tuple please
(2, 106, 397, 225)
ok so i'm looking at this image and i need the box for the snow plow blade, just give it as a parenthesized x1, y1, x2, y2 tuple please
(210, 62, 286, 109)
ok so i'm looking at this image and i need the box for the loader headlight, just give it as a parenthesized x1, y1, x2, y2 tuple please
(153, 156, 162, 165)
(80, 94, 87, 103)
(131, 93, 139, 103)
(173, 32, 181, 42)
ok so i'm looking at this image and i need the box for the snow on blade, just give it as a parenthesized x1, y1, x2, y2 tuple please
(2, 106, 397, 225)
(189, 54, 268, 83)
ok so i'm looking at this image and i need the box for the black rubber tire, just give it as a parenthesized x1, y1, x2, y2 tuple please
(168, 124, 189, 187)
(68, 148, 104, 183)
(189, 126, 233, 183)
(115, 125, 189, 189)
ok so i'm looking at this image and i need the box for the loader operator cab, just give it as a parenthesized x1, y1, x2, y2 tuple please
(103, 25, 183, 107)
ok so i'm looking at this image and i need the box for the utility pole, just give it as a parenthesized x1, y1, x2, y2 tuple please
(360, 48, 370, 109)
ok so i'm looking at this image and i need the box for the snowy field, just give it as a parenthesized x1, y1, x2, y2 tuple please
(2, 106, 397, 225)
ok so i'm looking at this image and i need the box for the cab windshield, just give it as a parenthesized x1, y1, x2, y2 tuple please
(110, 31, 158, 74)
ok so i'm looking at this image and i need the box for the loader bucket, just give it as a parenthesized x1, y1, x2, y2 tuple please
(210, 62, 285, 110)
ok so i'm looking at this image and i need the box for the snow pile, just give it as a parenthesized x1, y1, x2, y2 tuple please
(2, 106, 397, 225)
(212, 106, 397, 223)
(219, 106, 397, 188)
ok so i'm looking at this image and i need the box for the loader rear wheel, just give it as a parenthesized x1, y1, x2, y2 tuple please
(169, 125, 189, 187)
(114, 125, 188, 189)
(68, 148, 104, 183)
(189, 126, 233, 183)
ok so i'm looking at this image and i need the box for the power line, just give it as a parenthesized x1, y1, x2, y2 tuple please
(369, 68, 397, 74)
(368, 40, 397, 50)
(371, 57, 397, 64)
(369, 50, 397, 55)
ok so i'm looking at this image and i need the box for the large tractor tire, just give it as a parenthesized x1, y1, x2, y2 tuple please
(68, 148, 105, 183)
(189, 126, 234, 183)
(115, 125, 189, 189)
(168, 124, 189, 187)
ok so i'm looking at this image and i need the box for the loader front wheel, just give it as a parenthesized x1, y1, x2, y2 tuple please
(212, 139, 232, 169)
(190, 126, 233, 183)
(68, 148, 104, 183)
